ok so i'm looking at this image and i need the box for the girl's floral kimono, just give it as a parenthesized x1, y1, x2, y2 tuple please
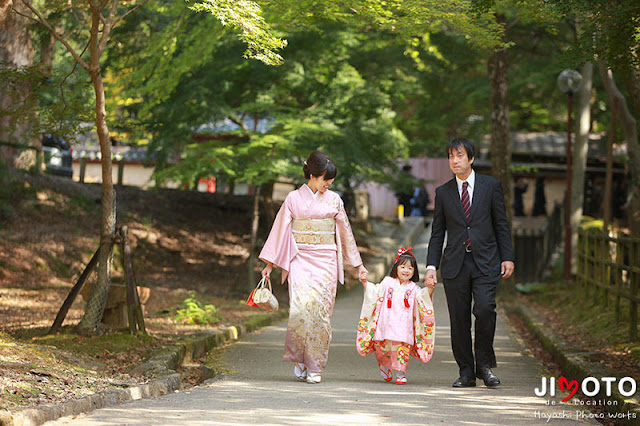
(357, 277, 435, 372)
(259, 185, 362, 373)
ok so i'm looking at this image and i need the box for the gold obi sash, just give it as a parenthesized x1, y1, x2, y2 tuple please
(292, 218, 336, 245)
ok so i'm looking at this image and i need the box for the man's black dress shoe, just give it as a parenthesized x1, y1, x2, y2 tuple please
(452, 376, 476, 388)
(476, 367, 500, 387)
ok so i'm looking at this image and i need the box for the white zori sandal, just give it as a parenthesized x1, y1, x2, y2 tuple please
(294, 363, 307, 380)
(306, 372, 322, 384)
(395, 372, 407, 385)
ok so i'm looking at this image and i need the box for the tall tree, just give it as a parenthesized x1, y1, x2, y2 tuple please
(0, 0, 12, 28)
(571, 61, 592, 273)
(549, 0, 640, 237)
(0, 1, 36, 168)
(487, 13, 512, 222)
(19, 0, 286, 334)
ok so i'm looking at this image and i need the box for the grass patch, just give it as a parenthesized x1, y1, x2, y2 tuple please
(32, 330, 155, 356)
(0, 166, 35, 223)
(66, 192, 97, 213)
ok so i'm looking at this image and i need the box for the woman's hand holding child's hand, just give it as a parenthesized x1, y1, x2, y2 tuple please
(358, 265, 369, 288)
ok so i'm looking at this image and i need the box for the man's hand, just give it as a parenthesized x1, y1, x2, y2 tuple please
(424, 269, 437, 289)
(501, 261, 514, 279)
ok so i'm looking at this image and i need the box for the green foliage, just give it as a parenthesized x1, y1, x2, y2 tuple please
(0, 61, 90, 141)
(262, 0, 508, 51)
(175, 293, 220, 325)
(510, 164, 538, 173)
(189, 0, 287, 65)
(108, 18, 414, 187)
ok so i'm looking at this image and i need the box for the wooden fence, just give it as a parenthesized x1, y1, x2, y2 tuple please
(577, 228, 640, 341)
(513, 202, 563, 283)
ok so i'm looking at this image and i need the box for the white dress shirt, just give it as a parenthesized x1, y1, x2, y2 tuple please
(456, 169, 475, 205)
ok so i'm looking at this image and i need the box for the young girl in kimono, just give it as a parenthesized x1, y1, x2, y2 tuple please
(357, 247, 435, 384)
(260, 151, 368, 384)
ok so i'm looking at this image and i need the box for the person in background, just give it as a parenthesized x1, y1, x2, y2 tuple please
(409, 180, 430, 217)
(531, 177, 547, 217)
(513, 177, 528, 217)
(395, 164, 414, 217)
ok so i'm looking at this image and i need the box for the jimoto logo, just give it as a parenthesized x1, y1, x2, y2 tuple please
(535, 376, 637, 402)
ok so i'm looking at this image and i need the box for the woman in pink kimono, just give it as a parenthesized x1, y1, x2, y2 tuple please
(357, 247, 435, 384)
(260, 151, 368, 384)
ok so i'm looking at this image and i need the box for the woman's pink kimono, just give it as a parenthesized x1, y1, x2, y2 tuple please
(259, 185, 362, 373)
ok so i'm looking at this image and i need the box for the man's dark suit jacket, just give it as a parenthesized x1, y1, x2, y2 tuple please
(427, 173, 514, 280)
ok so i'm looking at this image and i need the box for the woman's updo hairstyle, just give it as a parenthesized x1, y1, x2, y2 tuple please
(303, 151, 337, 180)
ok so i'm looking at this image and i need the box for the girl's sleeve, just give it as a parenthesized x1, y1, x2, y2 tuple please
(412, 286, 436, 363)
(357, 281, 384, 357)
(336, 197, 363, 267)
(259, 195, 298, 283)
(359, 282, 382, 318)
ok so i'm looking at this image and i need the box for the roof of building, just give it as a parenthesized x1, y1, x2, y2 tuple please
(477, 132, 626, 161)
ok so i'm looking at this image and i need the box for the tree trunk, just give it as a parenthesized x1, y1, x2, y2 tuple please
(487, 14, 512, 225)
(248, 187, 261, 292)
(598, 62, 640, 238)
(261, 181, 275, 225)
(570, 61, 593, 273)
(0, 0, 12, 29)
(623, 70, 640, 237)
(76, 72, 116, 334)
(76, 5, 116, 335)
(0, 1, 35, 167)
(603, 111, 616, 231)
(39, 30, 55, 78)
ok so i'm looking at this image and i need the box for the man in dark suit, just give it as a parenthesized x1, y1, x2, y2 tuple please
(424, 138, 514, 388)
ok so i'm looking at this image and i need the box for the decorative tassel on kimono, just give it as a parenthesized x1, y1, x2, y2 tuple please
(404, 289, 411, 308)
(387, 288, 393, 308)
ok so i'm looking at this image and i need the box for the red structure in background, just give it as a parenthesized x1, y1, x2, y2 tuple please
(200, 177, 216, 193)
(190, 132, 246, 194)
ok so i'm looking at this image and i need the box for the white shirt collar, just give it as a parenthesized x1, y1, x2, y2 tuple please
(456, 169, 475, 190)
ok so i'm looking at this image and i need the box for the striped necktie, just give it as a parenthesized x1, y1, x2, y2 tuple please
(461, 181, 470, 220)
(462, 181, 471, 250)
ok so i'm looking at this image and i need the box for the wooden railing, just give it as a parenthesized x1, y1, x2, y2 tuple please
(577, 228, 640, 341)
(513, 202, 563, 283)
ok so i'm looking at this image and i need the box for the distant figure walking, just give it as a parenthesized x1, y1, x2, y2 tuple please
(356, 247, 435, 385)
(425, 138, 514, 389)
(513, 177, 528, 217)
(409, 182, 430, 217)
(531, 177, 547, 217)
(259, 151, 368, 384)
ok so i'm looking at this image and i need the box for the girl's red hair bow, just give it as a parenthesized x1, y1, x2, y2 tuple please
(395, 246, 415, 262)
